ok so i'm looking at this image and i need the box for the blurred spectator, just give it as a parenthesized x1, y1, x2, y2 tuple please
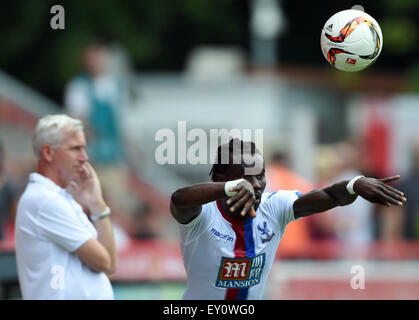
(265, 151, 314, 258)
(399, 141, 419, 240)
(131, 203, 160, 240)
(64, 40, 135, 217)
(0, 140, 19, 242)
(331, 141, 375, 248)
(308, 145, 340, 241)
(64, 40, 123, 165)
(307, 141, 376, 258)
(111, 220, 131, 252)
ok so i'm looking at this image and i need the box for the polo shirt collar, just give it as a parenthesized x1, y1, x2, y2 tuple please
(29, 172, 64, 193)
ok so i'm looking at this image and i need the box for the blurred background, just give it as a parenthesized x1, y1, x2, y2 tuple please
(1, 0, 419, 299)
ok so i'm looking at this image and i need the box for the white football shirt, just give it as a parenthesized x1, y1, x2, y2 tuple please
(15, 173, 114, 300)
(178, 190, 301, 300)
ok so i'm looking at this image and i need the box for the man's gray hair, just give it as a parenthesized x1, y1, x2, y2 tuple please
(32, 114, 84, 158)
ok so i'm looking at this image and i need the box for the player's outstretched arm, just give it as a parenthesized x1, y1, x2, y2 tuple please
(171, 179, 257, 224)
(293, 175, 407, 219)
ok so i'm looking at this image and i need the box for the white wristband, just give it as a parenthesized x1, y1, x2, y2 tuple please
(346, 175, 364, 195)
(91, 206, 111, 222)
(224, 179, 246, 197)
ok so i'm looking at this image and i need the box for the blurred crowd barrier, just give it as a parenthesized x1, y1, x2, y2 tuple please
(2, 238, 419, 299)
(266, 259, 419, 299)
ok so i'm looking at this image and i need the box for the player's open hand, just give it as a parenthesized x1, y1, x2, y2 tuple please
(226, 180, 257, 218)
(354, 175, 407, 207)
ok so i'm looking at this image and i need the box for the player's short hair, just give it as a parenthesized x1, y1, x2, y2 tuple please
(32, 114, 83, 158)
(209, 138, 260, 181)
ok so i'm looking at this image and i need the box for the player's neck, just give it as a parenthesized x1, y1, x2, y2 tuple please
(219, 198, 249, 221)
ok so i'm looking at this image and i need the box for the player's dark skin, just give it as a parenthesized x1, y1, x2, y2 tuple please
(170, 152, 407, 224)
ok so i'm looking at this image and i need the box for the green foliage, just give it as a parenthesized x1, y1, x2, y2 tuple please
(2, 0, 419, 102)
(383, 0, 418, 13)
(406, 62, 419, 92)
(380, 18, 418, 55)
(0, 0, 247, 104)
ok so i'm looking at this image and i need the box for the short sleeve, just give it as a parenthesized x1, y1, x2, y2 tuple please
(178, 202, 214, 246)
(265, 190, 301, 229)
(36, 195, 94, 252)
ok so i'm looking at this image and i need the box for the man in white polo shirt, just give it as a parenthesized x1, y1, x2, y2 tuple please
(15, 114, 117, 299)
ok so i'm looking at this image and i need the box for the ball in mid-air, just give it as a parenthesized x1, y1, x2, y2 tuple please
(320, 9, 383, 72)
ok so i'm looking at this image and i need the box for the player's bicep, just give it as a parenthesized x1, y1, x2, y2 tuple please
(170, 189, 202, 224)
(170, 201, 202, 224)
(75, 238, 114, 274)
(176, 202, 214, 246)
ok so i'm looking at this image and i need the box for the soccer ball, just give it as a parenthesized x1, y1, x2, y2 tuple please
(320, 9, 383, 72)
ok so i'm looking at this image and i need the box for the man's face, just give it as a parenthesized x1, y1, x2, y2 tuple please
(83, 46, 106, 77)
(226, 152, 266, 210)
(52, 128, 88, 186)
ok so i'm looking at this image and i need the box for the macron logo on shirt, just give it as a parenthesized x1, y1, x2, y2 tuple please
(211, 228, 234, 242)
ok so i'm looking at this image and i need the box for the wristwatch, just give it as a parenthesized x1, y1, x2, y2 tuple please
(90, 206, 111, 222)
